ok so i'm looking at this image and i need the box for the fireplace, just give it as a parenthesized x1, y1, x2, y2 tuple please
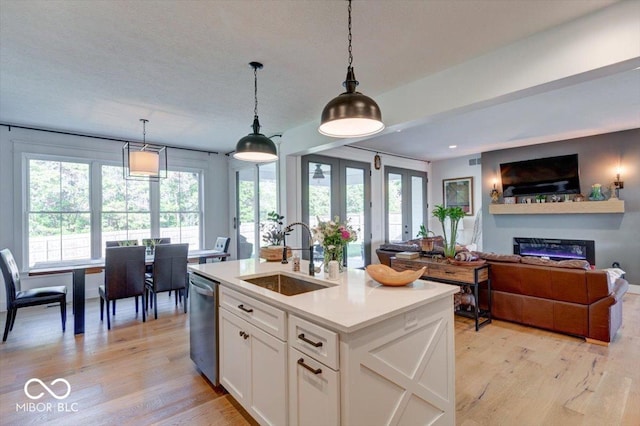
(513, 237, 595, 266)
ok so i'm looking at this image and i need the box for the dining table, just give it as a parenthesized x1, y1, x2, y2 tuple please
(28, 249, 230, 335)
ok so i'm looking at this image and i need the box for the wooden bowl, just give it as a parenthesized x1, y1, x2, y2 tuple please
(366, 264, 427, 287)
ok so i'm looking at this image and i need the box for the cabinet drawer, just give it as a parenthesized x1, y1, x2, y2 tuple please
(289, 347, 340, 426)
(220, 286, 287, 340)
(289, 315, 339, 370)
(427, 264, 477, 284)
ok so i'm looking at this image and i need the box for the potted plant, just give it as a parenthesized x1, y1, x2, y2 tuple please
(535, 194, 546, 203)
(259, 211, 290, 261)
(416, 224, 437, 252)
(432, 204, 465, 259)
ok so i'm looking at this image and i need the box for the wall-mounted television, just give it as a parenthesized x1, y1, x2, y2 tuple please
(500, 154, 580, 197)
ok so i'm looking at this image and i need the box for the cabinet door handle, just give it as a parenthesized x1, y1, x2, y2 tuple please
(238, 304, 253, 313)
(239, 331, 249, 339)
(297, 358, 322, 375)
(298, 333, 323, 347)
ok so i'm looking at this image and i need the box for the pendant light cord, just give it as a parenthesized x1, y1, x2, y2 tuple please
(254, 66, 259, 118)
(140, 118, 148, 146)
(347, 0, 353, 67)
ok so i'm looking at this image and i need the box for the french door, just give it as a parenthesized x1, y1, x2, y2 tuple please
(235, 162, 277, 259)
(301, 155, 371, 268)
(385, 166, 428, 243)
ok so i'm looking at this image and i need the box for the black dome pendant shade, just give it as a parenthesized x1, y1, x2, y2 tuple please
(319, 0, 384, 138)
(233, 62, 278, 162)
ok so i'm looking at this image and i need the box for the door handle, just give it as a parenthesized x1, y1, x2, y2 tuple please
(297, 358, 322, 375)
(238, 304, 254, 313)
(239, 331, 249, 340)
(297, 333, 322, 347)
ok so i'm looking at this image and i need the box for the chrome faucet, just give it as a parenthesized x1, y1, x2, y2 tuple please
(282, 222, 315, 276)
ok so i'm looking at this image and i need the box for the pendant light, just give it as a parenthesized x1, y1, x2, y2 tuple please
(123, 119, 167, 181)
(319, 0, 384, 138)
(312, 164, 325, 180)
(233, 62, 278, 162)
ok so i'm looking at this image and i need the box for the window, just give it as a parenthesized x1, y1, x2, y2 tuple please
(160, 171, 201, 249)
(101, 165, 151, 249)
(28, 159, 91, 266)
(385, 166, 428, 243)
(25, 156, 202, 267)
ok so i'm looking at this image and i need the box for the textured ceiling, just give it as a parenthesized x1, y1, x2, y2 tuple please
(0, 0, 632, 159)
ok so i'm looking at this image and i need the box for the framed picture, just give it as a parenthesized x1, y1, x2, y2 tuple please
(443, 176, 473, 215)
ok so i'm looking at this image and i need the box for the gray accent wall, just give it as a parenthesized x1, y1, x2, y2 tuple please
(481, 128, 639, 286)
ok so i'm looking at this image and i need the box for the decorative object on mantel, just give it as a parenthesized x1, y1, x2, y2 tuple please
(432, 204, 465, 259)
(490, 179, 501, 203)
(504, 196, 516, 204)
(588, 183, 606, 201)
(535, 194, 546, 203)
(260, 211, 291, 261)
(574, 194, 585, 202)
(366, 264, 426, 287)
(233, 62, 278, 162)
(319, 0, 384, 138)
(123, 119, 167, 181)
(312, 216, 358, 273)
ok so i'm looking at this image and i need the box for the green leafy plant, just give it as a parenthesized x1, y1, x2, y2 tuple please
(416, 224, 434, 239)
(260, 211, 287, 246)
(432, 204, 465, 258)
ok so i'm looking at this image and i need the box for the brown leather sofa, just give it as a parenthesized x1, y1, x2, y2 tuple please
(486, 258, 628, 344)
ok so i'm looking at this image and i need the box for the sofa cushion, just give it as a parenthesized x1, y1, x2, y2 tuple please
(521, 256, 590, 270)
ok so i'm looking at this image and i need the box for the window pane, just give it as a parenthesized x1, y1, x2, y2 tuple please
(159, 171, 201, 247)
(258, 162, 277, 222)
(28, 159, 91, 266)
(126, 180, 150, 212)
(308, 162, 331, 228)
(411, 176, 424, 238)
(237, 168, 256, 257)
(30, 160, 61, 211)
(387, 173, 403, 242)
(345, 167, 365, 269)
(61, 163, 90, 211)
(101, 165, 126, 211)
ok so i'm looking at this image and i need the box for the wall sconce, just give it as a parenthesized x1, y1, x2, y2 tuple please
(612, 167, 624, 198)
(123, 119, 167, 181)
(489, 178, 501, 203)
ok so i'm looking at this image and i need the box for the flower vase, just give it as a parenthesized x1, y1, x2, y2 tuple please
(589, 184, 605, 201)
(323, 245, 344, 274)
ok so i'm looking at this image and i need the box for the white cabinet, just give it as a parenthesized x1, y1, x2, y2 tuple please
(288, 315, 340, 426)
(219, 288, 287, 426)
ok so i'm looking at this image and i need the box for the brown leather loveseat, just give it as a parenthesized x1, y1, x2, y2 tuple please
(481, 254, 628, 344)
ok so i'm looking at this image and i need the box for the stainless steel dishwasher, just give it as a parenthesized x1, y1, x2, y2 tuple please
(189, 272, 219, 386)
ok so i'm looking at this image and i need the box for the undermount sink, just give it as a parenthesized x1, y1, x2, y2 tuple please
(241, 273, 331, 296)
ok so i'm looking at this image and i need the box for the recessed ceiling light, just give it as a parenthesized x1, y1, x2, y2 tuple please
(449, 145, 457, 149)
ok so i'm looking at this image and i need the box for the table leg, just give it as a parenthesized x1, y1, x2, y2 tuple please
(473, 283, 480, 332)
(72, 268, 85, 335)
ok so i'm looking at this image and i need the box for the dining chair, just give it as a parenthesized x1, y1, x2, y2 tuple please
(1, 248, 67, 342)
(99, 246, 146, 330)
(214, 237, 231, 261)
(105, 239, 139, 247)
(145, 243, 189, 319)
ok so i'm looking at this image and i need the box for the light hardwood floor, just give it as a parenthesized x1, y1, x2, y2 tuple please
(1, 293, 638, 425)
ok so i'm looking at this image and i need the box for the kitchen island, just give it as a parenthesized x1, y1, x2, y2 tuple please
(189, 259, 458, 425)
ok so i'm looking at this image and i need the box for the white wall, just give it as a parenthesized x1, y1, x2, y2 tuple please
(429, 155, 483, 249)
(0, 126, 230, 311)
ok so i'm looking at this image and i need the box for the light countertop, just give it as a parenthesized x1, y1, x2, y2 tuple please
(188, 259, 458, 334)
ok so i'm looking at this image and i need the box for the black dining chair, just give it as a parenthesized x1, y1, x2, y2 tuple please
(99, 246, 146, 330)
(214, 237, 231, 261)
(1, 248, 67, 342)
(145, 243, 189, 319)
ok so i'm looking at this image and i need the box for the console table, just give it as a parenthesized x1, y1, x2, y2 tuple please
(391, 257, 491, 331)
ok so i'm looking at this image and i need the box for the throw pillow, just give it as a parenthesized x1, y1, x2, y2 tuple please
(520, 256, 590, 270)
(472, 252, 522, 263)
